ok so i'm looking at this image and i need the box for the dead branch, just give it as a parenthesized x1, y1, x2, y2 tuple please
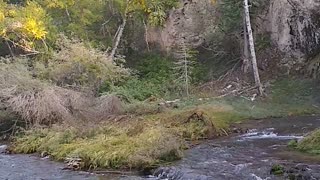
(215, 85, 258, 99)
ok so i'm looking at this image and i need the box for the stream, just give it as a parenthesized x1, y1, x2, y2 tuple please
(1, 116, 320, 180)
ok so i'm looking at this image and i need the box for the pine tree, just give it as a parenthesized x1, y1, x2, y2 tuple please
(173, 39, 197, 97)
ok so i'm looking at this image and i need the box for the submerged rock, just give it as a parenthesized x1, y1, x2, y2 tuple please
(153, 167, 183, 180)
(271, 164, 313, 180)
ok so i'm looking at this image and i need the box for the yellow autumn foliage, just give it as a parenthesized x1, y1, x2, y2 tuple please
(42, 0, 75, 8)
(0, 12, 4, 22)
(0, 0, 48, 51)
(24, 18, 47, 39)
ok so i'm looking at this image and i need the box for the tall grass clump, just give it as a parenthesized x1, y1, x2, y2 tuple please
(290, 129, 320, 155)
(13, 124, 183, 170)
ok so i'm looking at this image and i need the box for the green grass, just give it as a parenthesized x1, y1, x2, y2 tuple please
(291, 129, 320, 155)
(11, 78, 320, 170)
(12, 104, 241, 170)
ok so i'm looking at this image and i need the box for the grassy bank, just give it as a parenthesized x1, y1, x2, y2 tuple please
(11, 78, 320, 170)
(12, 104, 235, 170)
(289, 130, 320, 155)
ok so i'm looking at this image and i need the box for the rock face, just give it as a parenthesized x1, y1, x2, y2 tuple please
(263, 0, 320, 61)
(148, 0, 217, 51)
(150, 0, 320, 71)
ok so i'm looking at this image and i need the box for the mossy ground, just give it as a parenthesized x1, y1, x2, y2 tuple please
(11, 78, 320, 170)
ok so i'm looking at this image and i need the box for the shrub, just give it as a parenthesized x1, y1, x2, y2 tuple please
(107, 54, 177, 101)
(112, 78, 167, 102)
(134, 54, 173, 82)
(0, 59, 123, 126)
(36, 36, 129, 92)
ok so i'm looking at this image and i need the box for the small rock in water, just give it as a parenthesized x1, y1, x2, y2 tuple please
(64, 157, 83, 170)
(0, 145, 8, 154)
(41, 151, 49, 158)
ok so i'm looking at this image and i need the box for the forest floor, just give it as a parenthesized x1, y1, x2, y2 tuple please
(8, 78, 320, 171)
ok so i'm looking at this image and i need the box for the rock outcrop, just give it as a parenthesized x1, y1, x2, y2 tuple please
(149, 0, 320, 72)
(265, 0, 320, 63)
(147, 0, 217, 51)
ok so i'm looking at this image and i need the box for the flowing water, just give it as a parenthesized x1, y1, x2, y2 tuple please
(1, 116, 320, 180)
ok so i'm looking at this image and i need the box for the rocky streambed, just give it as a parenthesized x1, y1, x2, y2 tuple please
(1, 116, 320, 180)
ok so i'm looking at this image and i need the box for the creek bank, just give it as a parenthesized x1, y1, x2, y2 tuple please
(1, 116, 320, 179)
(152, 116, 320, 180)
(289, 128, 320, 155)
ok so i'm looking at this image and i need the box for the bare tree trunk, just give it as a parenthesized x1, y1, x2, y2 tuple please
(183, 43, 189, 97)
(109, 0, 130, 61)
(243, 0, 263, 95)
(242, 12, 250, 73)
(109, 17, 127, 61)
(65, 7, 72, 22)
(143, 20, 150, 52)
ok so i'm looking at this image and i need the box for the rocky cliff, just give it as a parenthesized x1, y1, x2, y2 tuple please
(147, 0, 217, 51)
(265, 0, 320, 63)
(151, 0, 320, 72)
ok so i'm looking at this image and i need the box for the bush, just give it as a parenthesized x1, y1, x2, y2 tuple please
(134, 54, 173, 81)
(112, 78, 168, 102)
(0, 59, 123, 126)
(36, 36, 129, 92)
(106, 54, 178, 101)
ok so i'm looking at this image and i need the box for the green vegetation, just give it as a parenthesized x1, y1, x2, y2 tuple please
(13, 105, 232, 170)
(109, 54, 177, 101)
(11, 77, 320, 170)
(290, 130, 320, 155)
(270, 164, 285, 175)
(1, 0, 320, 174)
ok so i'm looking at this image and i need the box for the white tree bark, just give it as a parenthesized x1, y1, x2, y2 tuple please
(109, 18, 127, 61)
(109, 0, 130, 61)
(243, 0, 263, 95)
(143, 20, 150, 52)
(183, 42, 189, 97)
(242, 12, 250, 73)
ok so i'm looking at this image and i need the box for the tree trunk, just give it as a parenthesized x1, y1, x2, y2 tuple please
(243, 0, 263, 95)
(184, 44, 189, 97)
(109, 17, 127, 61)
(143, 20, 150, 52)
(242, 12, 250, 73)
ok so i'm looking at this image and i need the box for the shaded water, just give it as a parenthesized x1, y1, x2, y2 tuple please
(1, 116, 320, 180)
